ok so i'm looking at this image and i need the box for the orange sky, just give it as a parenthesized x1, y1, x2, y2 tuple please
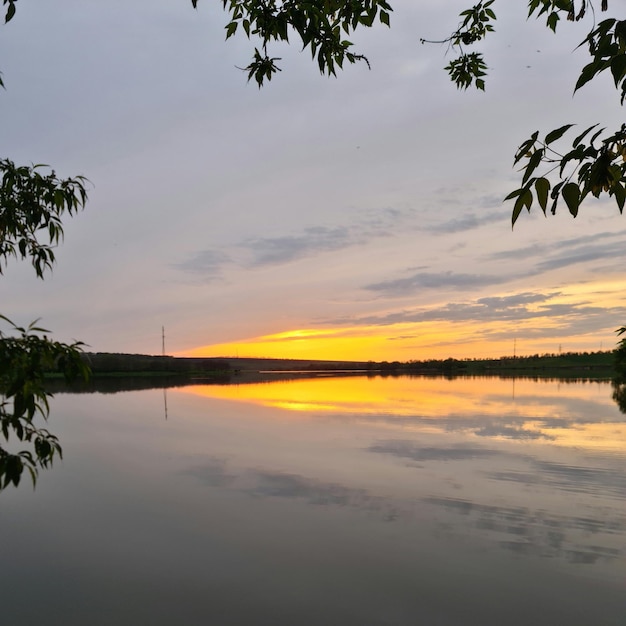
(178, 323, 608, 361)
(177, 281, 626, 361)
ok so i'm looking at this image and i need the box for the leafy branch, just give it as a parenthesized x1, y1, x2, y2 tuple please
(506, 4, 626, 223)
(0, 160, 89, 278)
(528, 0, 608, 32)
(0, 160, 91, 489)
(505, 123, 626, 225)
(192, 0, 392, 86)
(420, 0, 496, 91)
(0, 316, 89, 489)
(424, 1, 624, 222)
(575, 17, 626, 103)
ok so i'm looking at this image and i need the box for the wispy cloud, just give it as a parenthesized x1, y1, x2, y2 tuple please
(173, 250, 230, 281)
(489, 231, 618, 260)
(243, 226, 353, 267)
(534, 239, 626, 273)
(487, 232, 626, 275)
(361, 228, 626, 301)
(424, 210, 504, 234)
(174, 207, 412, 278)
(475, 292, 559, 308)
(364, 270, 513, 297)
(323, 288, 626, 335)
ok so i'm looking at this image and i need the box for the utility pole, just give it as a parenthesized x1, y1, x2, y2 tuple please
(162, 326, 165, 356)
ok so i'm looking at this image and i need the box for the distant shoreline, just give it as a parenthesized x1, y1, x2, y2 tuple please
(39, 348, 621, 396)
(41, 350, 618, 394)
(80, 350, 618, 378)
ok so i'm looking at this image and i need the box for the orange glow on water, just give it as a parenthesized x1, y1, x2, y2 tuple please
(176, 376, 626, 454)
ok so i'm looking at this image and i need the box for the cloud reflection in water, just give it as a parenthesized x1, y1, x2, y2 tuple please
(177, 376, 625, 585)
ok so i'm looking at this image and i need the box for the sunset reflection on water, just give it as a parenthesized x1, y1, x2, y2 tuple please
(179, 375, 626, 454)
(1, 376, 624, 625)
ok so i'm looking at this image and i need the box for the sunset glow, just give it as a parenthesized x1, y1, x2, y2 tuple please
(177, 281, 626, 361)
(4, 2, 626, 363)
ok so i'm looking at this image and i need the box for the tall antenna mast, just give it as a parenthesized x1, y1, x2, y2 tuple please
(162, 326, 165, 356)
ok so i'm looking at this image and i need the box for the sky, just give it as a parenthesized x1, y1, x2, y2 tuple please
(1, 0, 625, 361)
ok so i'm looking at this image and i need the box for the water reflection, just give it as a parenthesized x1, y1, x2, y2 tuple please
(183, 454, 625, 567)
(176, 377, 625, 582)
(611, 378, 626, 413)
(181, 376, 626, 453)
(1, 376, 624, 625)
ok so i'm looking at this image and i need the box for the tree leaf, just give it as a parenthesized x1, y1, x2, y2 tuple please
(562, 182, 581, 216)
(226, 21, 237, 38)
(574, 61, 601, 93)
(534, 177, 550, 214)
(503, 188, 523, 201)
(544, 124, 573, 144)
(522, 149, 544, 185)
(512, 188, 532, 227)
(5, 1, 16, 23)
(613, 183, 626, 212)
(610, 54, 626, 87)
(572, 124, 598, 148)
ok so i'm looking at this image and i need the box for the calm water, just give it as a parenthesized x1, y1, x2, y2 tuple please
(1, 376, 624, 625)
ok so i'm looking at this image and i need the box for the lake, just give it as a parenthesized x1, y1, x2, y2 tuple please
(1, 375, 624, 625)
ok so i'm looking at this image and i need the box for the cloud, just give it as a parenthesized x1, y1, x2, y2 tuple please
(332, 290, 560, 326)
(487, 231, 626, 276)
(475, 292, 557, 308)
(173, 226, 354, 278)
(347, 227, 625, 311)
(477, 304, 626, 341)
(534, 239, 626, 273)
(364, 271, 512, 297)
(175, 207, 411, 278)
(489, 231, 618, 261)
(243, 226, 353, 267)
(424, 210, 504, 234)
(173, 249, 230, 281)
(324, 288, 626, 338)
(240, 207, 417, 268)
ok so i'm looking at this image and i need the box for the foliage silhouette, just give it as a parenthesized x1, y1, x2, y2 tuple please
(0, 158, 90, 489)
(422, 1, 623, 225)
